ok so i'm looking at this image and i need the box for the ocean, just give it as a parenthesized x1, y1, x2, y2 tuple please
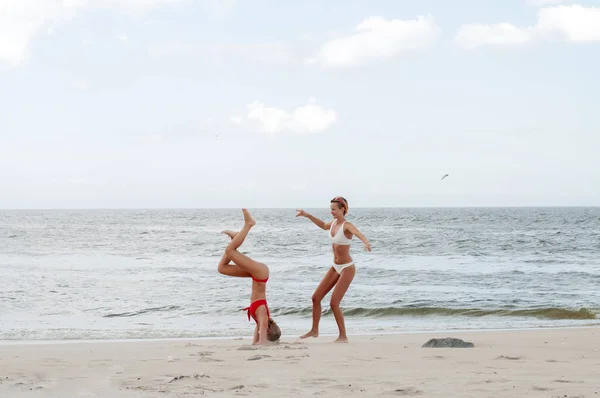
(1, 207, 599, 342)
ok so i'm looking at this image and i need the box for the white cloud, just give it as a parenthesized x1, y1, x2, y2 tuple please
(0, 0, 79, 67)
(233, 98, 337, 135)
(455, 5, 600, 49)
(537, 5, 600, 41)
(455, 23, 535, 49)
(0, 0, 194, 68)
(307, 15, 440, 68)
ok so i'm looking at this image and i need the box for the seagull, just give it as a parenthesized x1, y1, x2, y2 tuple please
(441, 174, 449, 180)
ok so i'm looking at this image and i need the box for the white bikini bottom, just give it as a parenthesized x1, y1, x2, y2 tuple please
(332, 261, 355, 274)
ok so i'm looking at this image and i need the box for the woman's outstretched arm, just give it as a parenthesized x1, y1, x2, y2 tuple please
(346, 222, 372, 252)
(296, 209, 331, 230)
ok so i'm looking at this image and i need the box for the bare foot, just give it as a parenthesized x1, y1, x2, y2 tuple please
(300, 330, 318, 339)
(221, 230, 238, 240)
(333, 336, 348, 343)
(242, 208, 256, 227)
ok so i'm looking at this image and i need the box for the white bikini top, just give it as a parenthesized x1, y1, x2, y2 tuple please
(329, 220, 352, 245)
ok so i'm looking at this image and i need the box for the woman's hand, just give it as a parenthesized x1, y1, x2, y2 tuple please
(295, 209, 308, 217)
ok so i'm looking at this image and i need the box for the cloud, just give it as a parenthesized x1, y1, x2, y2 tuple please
(233, 98, 337, 135)
(0, 0, 79, 67)
(306, 15, 440, 68)
(455, 5, 600, 49)
(537, 5, 600, 41)
(454, 23, 535, 49)
(0, 0, 194, 68)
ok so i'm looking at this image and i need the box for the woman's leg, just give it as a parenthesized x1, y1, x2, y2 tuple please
(299, 266, 340, 339)
(224, 209, 269, 279)
(329, 265, 355, 343)
(217, 251, 251, 278)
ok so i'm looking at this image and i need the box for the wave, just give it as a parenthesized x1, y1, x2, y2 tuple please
(103, 305, 180, 318)
(274, 306, 598, 320)
(100, 304, 597, 321)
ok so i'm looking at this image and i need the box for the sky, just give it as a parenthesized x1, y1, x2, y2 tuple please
(1, 0, 599, 209)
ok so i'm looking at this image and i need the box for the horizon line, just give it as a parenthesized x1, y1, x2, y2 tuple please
(1, 205, 598, 211)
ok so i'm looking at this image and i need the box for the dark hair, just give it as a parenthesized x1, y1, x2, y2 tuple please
(330, 196, 349, 215)
(267, 318, 281, 342)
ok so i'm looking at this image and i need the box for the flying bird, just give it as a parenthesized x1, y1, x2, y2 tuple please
(441, 174, 449, 180)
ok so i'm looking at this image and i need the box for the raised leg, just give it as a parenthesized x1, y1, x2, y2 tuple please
(224, 209, 269, 279)
(221, 230, 238, 240)
(300, 266, 340, 339)
(330, 265, 355, 343)
(217, 251, 251, 278)
(226, 209, 255, 251)
(216, 227, 248, 278)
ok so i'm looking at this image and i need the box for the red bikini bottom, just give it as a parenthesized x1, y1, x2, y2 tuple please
(243, 299, 270, 323)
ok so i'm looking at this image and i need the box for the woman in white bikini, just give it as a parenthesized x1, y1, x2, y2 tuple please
(295, 196, 371, 343)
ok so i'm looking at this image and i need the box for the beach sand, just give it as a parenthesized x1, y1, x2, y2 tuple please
(1, 327, 599, 397)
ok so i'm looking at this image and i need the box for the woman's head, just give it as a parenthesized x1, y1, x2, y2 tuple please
(330, 196, 349, 216)
(267, 318, 281, 342)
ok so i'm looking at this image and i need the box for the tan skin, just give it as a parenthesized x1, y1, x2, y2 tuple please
(217, 209, 279, 345)
(296, 200, 371, 343)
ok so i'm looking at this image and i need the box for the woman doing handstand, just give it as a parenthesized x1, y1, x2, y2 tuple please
(218, 208, 281, 345)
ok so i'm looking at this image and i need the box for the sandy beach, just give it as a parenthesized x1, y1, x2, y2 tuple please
(1, 327, 599, 397)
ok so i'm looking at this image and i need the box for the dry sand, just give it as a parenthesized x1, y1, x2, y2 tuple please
(1, 327, 599, 397)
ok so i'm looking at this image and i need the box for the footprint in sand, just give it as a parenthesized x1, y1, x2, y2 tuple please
(278, 344, 308, 351)
(190, 351, 224, 362)
(391, 387, 423, 396)
(495, 355, 523, 360)
(552, 379, 583, 384)
(189, 351, 214, 356)
(41, 358, 66, 363)
(300, 378, 336, 386)
(198, 357, 223, 362)
(532, 386, 551, 391)
(247, 355, 271, 361)
(276, 354, 310, 365)
(237, 346, 259, 351)
(168, 375, 189, 383)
